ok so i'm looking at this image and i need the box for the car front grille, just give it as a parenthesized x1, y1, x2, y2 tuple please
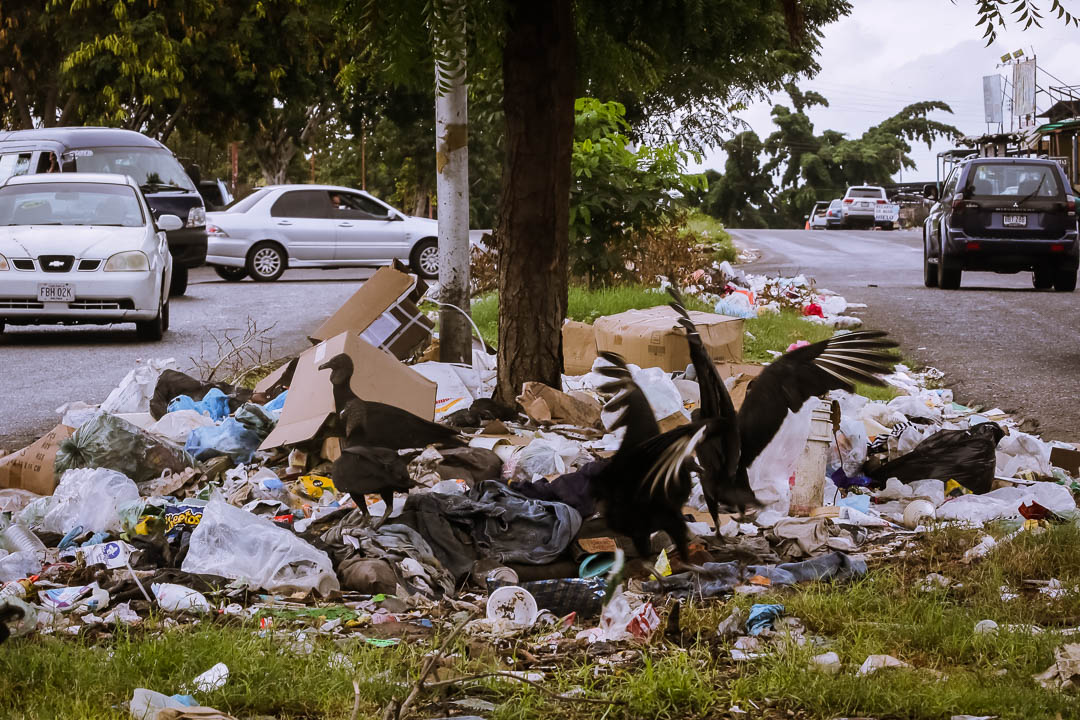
(12, 259, 35, 271)
(77, 259, 101, 271)
(69, 299, 135, 311)
(0, 298, 45, 309)
(38, 255, 75, 273)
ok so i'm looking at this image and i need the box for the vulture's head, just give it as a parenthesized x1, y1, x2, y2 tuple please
(318, 353, 355, 386)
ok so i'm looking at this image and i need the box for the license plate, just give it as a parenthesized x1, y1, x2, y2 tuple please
(37, 283, 74, 302)
(858, 202, 870, 207)
(1003, 214, 1028, 227)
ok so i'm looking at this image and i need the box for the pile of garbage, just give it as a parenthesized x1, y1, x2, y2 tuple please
(2, 265, 1079, 716)
(677, 260, 864, 328)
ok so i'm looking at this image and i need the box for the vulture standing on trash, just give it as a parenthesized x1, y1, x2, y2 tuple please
(331, 445, 417, 527)
(318, 353, 465, 449)
(593, 285, 899, 557)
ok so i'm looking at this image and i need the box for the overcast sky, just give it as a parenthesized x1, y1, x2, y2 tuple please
(688, 0, 1080, 182)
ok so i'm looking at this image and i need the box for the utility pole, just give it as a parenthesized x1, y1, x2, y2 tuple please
(433, 0, 471, 365)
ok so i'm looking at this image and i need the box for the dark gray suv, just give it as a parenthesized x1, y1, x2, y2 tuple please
(922, 157, 1078, 291)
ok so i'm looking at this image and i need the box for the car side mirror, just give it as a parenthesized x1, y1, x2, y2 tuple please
(389, 211, 405, 221)
(922, 184, 939, 201)
(157, 214, 183, 232)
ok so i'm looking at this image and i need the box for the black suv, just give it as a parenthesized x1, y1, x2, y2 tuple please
(922, 157, 1078, 291)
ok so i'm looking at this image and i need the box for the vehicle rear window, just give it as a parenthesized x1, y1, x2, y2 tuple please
(225, 189, 268, 213)
(271, 190, 332, 219)
(847, 188, 884, 199)
(965, 163, 1064, 198)
(0, 182, 144, 227)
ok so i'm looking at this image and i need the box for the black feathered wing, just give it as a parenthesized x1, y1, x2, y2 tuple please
(595, 351, 662, 450)
(738, 330, 897, 468)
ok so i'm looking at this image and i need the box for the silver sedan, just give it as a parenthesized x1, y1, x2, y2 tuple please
(206, 184, 441, 281)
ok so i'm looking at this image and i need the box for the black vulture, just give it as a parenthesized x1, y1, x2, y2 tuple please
(667, 287, 749, 529)
(589, 351, 718, 561)
(318, 353, 465, 449)
(737, 329, 899, 473)
(331, 445, 416, 527)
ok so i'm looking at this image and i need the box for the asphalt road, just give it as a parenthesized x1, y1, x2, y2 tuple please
(1, 266, 374, 451)
(731, 227, 1080, 443)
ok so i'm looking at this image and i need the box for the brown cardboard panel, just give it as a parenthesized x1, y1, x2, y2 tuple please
(517, 382, 602, 427)
(1050, 446, 1080, 476)
(562, 320, 598, 375)
(259, 331, 437, 451)
(310, 265, 434, 360)
(0, 424, 74, 495)
(593, 306, 743, 372)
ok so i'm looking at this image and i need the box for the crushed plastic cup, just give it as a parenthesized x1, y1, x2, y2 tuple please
(0, 524, 46, 554)
(486, 585, 539, 627)
(192, 662, 229, 693)
(903, 499, 936, 529)
(152, 583, 211, 614)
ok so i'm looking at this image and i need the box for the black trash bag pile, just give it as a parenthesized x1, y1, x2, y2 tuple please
(867, 422, 1005, 494)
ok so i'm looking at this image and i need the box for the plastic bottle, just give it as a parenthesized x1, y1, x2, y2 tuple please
(0, 524, 46, 554)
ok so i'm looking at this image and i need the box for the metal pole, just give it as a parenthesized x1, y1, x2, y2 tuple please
(433, 0, 472, 365)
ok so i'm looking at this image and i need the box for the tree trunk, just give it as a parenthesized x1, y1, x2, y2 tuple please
(434, 0, 472, 365)
(494, 0, 575, 403)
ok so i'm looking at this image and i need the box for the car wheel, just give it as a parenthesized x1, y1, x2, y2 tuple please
(410, 238, 439, 279)
(136, 299, 167, 341)
(881, 222, 894, 231)
(169, 266, 188, 296)
(214, 265, 248, 282)
(1032, 268, 1053, 290)
(938, 249, 961, 290)
(247, 242, 286, 282)
(923, 235, 938, 288)
(1053, 267, 1077, 292)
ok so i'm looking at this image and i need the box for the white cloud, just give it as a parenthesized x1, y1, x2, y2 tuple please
(688, 0, 1080, 182)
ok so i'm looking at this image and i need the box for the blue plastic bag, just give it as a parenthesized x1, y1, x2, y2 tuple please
(746, 603, 785, 636)
(168, 387, 230, 421)
(263, 390, 287, 414)
(184, 417, 261, 463)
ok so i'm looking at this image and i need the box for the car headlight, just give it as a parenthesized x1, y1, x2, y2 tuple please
(207, 224, 228, 237)
(104, 251, 150, 272)
(187, 206, 206, 228)
(0, 253, 8, 271)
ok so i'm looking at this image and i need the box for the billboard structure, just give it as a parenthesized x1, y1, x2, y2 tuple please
(982, 75, 1004, 125)
(1012, 59, 1037, 119)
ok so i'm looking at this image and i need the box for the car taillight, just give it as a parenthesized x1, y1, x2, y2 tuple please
(1051, 244, 1066, 252)
(843, 198, 853, 204)
(207, 224, 228, 237)
(1068, 197, 1076, 214)
(965, 242, 981, 251)
(876, 199, 887, 204)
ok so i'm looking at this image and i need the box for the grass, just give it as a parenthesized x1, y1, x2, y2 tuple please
(685, 210, 737, 264)
(8, 521, 1080, 718)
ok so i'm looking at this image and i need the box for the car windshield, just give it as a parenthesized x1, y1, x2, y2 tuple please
(965, 163, 1064, 198)
(63, 147, 196, 192)
(848, 188, 883, 198)
(0, 183, 145, 227)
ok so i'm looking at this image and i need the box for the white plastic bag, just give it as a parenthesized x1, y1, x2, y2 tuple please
(995, 431, 1052, 478)
(41, 468, 141, 535)
(152, 582, 211, 614)
(592, 358, 686, 427)
(511, 433, 587, 481)
(148, 410, 215, 444)
(747, 401, 817, 515)
(100, 358, 177, 415)
(936, 481, 1076, 525)
(182, 500, 339, 596)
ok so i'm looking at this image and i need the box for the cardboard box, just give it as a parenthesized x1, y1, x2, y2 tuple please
(562, 320, 599, 375)
(716, 362, 765, 411)
(1050, 445, 1080, 476)
(0, 424, 74, 495)
(310, 264, 434, 360)
(592, 306, 743, 372)
(259, 331, 437, 451)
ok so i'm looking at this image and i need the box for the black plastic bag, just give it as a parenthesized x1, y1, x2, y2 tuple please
(149, 370, 252, 420)
(867, 422, 1005, 494)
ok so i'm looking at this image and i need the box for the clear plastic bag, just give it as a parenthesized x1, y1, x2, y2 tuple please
(54, 412, 194, 484)
(148, 410, 215, 444)
(100, 358, 176, 415)
(512, 434, 587, 481)
(747, 401, 817, 515)
(41, 468, 141, 535)
(181, 500, 339, 596)
(827, 416, 869, 477)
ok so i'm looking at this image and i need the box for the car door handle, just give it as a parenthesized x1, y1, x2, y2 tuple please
(337, 222, 353, 227)
(276, 220, 293, 226)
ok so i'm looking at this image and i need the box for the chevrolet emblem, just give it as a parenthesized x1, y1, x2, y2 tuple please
(48, 260, 63, 268)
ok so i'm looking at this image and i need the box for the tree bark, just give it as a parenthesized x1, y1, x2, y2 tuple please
(494, 0, 576, 403)
(434, 0, 472, 365)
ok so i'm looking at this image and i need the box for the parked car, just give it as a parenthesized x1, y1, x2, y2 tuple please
(808, 201, 830, 229)
(0, 127, 205, 296)
(825, 198, 844, 229)
(205, 185, 441, 281)
(0, 173, 180, 339)
(841, 185, 889, 228)
(922, 157, 1078, 291)
(198, 179, 234, 211)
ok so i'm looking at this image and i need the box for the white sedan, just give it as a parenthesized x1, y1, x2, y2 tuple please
(0, 173, 180, 340)
(206, 184, 442, 281)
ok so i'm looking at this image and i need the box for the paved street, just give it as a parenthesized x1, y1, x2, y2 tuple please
(732, 227, 1080, 442)
(1, 267, 374, 451)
